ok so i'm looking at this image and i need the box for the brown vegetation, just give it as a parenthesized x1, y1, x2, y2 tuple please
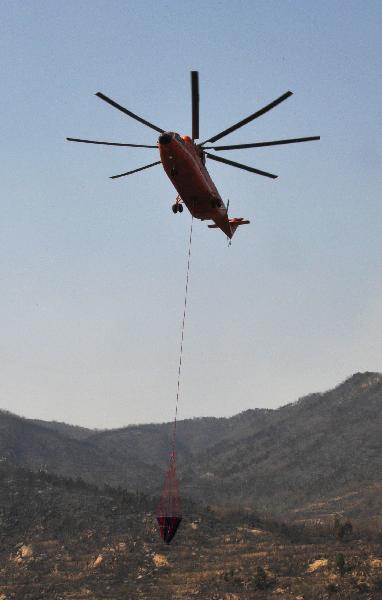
(0, 463, 381, 598)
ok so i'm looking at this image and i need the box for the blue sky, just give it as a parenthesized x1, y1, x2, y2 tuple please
(1, 1, 381, 427)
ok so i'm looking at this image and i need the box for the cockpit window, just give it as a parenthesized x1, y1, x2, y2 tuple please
(174, 133, 183, 142)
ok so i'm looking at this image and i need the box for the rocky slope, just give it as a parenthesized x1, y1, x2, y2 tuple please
(0, 463, 381, 599)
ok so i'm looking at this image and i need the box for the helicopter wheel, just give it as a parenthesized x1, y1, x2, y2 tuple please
(172, 204, 178, 213)
(178, 204, 183, 213)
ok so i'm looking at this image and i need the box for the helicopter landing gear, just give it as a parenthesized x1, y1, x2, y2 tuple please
(172, 196, 183, 213)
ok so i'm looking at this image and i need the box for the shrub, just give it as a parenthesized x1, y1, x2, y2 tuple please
(252, 566, 268, 590)
(335, 553, 345, 576)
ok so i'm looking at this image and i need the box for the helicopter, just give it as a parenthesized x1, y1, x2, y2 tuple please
(67, 71, 319, 239)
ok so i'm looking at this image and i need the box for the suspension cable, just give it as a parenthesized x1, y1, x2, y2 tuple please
(171, 216, 194, 456)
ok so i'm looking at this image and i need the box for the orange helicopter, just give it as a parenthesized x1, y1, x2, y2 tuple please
(67, 72, 319, 239)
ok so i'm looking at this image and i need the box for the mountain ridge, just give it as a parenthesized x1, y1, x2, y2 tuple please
(1, 371, 381, 518)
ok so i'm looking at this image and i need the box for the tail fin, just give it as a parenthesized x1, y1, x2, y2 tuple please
(208, 217, 250, 238)
(228, 217, 250, 236)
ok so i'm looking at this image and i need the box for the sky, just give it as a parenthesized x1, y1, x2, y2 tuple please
(1, 1, 381, 428)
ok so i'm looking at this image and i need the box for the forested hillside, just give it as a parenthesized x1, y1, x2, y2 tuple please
(1, 372, 381, 519)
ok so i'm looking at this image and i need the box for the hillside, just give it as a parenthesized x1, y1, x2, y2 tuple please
(0, 372, 381, 519)
(0, 409, 162, 491)
(0, 462, 381, 599)
(184, 372, 382, 516)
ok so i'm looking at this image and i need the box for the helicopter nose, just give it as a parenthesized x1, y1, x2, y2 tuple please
(158, 132, 172, 145)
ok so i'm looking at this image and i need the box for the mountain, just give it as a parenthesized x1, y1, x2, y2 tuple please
(0, 372, 381, 519)
(0, 409, 161, 490)
(183, 372, 382, 516)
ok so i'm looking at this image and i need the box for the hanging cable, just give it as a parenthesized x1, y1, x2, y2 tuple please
(156, 215, 194, 545)
(172, 215, 194, 455)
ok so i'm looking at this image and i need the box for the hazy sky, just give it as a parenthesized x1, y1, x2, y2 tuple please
(1, 1, 381, 428)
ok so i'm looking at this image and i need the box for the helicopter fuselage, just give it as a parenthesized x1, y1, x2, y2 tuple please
(159, 132, 235, 238)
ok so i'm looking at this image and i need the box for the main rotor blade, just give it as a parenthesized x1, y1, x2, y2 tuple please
(191, 71, 199, 141)
(200, 91, 293, 145)
(110, 160, 161, 179)
(204, 135, 320, 151)
(96, 92, 165, 134)
(205, 152, 277, 179)
(66, 137, 157, 148)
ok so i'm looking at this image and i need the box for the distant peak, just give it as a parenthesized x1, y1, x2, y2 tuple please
(337, 371, 382, 390)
